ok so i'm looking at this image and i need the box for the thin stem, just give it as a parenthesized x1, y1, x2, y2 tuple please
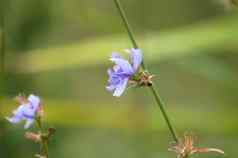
(113, 0, 145, 69)
(114, 0, 138, 48)
(42, 140, 49, 158)
(113, 0, 178, 143)
(1, 10, 5, 74)
(36, 117, 49, 158)
(150, 86, 178, 142)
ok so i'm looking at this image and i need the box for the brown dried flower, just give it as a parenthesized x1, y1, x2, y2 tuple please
(138, 71, 155, 86)
(15, 94, 28, 105)
(169, 134, 224, 158)
(128, 71, 155, 88)
(25, 132, 42, 143)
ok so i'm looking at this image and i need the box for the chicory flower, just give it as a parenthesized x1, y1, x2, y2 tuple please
(106, 48, 142, 97)
(6, 94, 41, 129)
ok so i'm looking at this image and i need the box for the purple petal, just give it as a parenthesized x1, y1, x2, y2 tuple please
(23, 104, 37, 117)
(24, 119, 34, 129)
(6, 105, 25, 124)
(12, 105, 25, 115)
(110, 58, 134, 75)
(107, 68, 113, 76)
(113, 77, 129, 97)
(111, 52, 121, 59)
(106, 84, 115, 92)
(28, 94, 40, 110)
(6, 116, 22, 124)
(130, 48, 142, 71)
(6, 94, 41, 129)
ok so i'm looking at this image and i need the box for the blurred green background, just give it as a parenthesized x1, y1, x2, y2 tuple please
(0, 0, 238, 157)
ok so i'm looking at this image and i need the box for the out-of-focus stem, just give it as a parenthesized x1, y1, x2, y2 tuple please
(113, 0, 178, 143)
(36, 117, 49, 158)
(0, 11, 5, 74)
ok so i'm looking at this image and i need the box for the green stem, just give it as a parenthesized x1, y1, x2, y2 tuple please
(113, 0, 145, 69)
(150, 86, 178, 142)
(36, 117, 49, 158)
(113, 0, 138, 48)
(1, 10, 5, 74)
(113, 0, 178, 143)
(42, 140, 49, 158)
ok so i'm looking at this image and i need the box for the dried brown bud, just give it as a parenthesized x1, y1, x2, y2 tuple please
(15, 94, 28, 105)
(130, 71, 155, 87)
(169, 134, 224, 158)
(139, 71, 155, 86)
(25, 132, 42, 143)
(48, 127, 56, 138)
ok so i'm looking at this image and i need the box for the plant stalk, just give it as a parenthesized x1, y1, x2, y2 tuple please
(1, 10, 5, 74)
(113, 0, 178, 143)
(36, 117, 49, 158)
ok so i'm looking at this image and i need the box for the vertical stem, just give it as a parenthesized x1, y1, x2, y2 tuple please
(0, 3, 6, 125)
(113, 0, 178, 143)
(0, 10, 5, 74)
(42, 140, 49, 158)
(36, 117, 49, 158)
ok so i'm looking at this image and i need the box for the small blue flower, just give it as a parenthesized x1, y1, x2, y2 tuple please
(106, 48, 142, 97)
(6, 94, 41, 129)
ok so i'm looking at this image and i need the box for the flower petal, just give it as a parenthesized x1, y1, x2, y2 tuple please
(107, 68, 113, 76)
(28, 94, 40, 110)
(6, 94, 41, 129)
(6, 116, 22, 124)
(130, 48, 142, 71)
(110, 58, 134, 75)
(111, 52, 121, 59)
(113, 77, 129, 97)
(24, 119, 34, 129)
(106, 84, 115, 92)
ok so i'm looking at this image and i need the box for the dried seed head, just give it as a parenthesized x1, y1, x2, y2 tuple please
(25, 132, 42, 143)
(169, 134, 224, 158)
(134, 71, 155, 87)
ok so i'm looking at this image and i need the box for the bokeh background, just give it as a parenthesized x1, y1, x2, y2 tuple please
(0, 0, 238, 157)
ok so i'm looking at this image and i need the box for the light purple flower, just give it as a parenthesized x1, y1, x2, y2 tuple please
(106, 48, 142, 97)
(6, 94, 41, 129)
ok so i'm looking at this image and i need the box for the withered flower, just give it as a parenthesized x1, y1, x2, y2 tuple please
(169, 134, 224, 158)
(137, 71, 155, 87)
(128, 71, 155, 87)
(25, 132, 42, 143)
